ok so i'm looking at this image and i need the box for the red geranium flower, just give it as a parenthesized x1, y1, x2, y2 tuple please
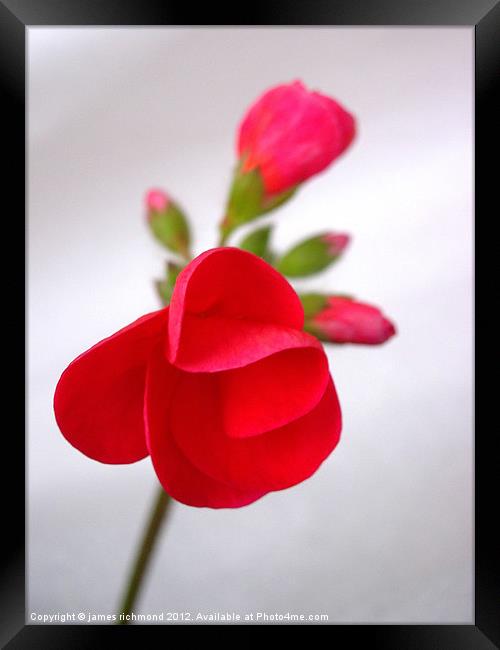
(54, 248, 342, 508)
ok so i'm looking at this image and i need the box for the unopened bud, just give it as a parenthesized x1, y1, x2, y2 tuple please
(276, 232, 350, 277)
(302, 294, 396, 345)
(145, 188, 191, 259)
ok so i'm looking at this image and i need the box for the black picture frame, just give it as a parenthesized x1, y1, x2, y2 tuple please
(3, 0, 496, 646)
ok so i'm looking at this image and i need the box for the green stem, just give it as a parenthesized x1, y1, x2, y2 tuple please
(218, 233, 228, 246)
(117, 486, 171, 624)
(218, 215, 233, 246)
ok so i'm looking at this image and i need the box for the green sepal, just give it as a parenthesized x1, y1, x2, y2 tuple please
(300, 293, 354, 340)
(225, 165, 264, 230)
(155, 261, 182, 305)
(149, 203, 191, 259)
(261, 186, 297, 214)
(220, 161, 298, 243)
(276, 233, 341, 278)
(299, 293, 329, 319)
(238, 225, 274, 261)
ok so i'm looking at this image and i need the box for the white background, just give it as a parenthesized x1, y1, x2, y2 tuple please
(28, 27, 473, 623)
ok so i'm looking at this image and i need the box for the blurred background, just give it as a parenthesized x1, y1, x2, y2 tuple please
(28, 27, 473, 623)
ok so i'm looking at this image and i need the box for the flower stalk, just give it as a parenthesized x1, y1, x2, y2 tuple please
(117, 486, 171, 624)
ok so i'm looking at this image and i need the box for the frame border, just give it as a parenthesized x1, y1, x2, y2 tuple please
(5, 0, 496, 645)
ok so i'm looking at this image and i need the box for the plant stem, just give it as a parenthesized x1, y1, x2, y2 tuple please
(218, 215, 232, 246)
(217, 229, 229, 246)
(117, 486, 171, 624)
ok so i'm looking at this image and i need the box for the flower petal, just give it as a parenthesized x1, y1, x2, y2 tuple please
(168, 247, 304, 372)
(171, 371, 341, 493)
(169, 316, 318, 374)
(144, 347, 268, 508)
(219, 341, 329, 438)
(54, 309, 168, 464)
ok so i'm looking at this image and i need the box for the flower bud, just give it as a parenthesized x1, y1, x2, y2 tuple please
(146, 189, 170, 213)
(238, 80, 355, 196)
(145, 189, 191, 259)
(302, 294, 396, 345)
(276, 232, 350, 277)
(220, 81, 355, 243)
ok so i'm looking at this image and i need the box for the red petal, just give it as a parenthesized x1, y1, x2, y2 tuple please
(219, 341, 329, 438)
(144, 348, 268, 508)
(168, 248, 304, 371)
(54, 309, 168, 464)
(171, 372, 341, 493)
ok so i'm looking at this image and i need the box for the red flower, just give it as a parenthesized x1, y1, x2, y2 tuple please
(237, 80, 356, 195)
(311, 297, 396, 345)
(54, 248, 342, 508)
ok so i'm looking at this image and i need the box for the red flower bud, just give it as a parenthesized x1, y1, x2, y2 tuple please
(54, 249, 342, 509)
(237, 80, 356, 195)
(322, 233, 350, 257)
(144, 188, 191, 259)
(308, 296, 396, 345)
(277, 231, 351, 277)
(145, 188, 170, 215)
